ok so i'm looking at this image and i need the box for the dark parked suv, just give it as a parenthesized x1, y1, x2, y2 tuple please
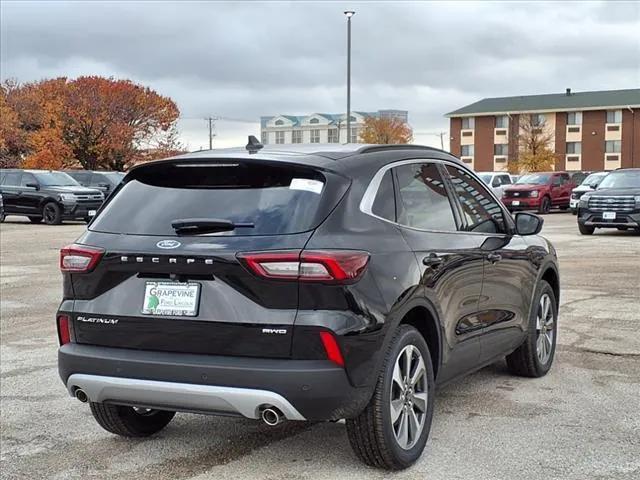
(0, 169, 104, 224)
(577, 168, 640, 235)
(57, 142, 560, 470)
(64, 170, 125, 196)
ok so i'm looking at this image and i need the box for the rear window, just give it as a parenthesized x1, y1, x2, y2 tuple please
(90, 161, 346, 236)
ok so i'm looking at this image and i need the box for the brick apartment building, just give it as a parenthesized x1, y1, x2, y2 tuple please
(446, 88, 640, 172)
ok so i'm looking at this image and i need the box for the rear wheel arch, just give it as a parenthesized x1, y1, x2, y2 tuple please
(396, 303, 442, 380)
(540, 266, 560, 310)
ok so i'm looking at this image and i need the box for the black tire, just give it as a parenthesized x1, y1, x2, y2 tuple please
(538, 196, 551, 214)
(0, 213, 5, 223)
(28, 216, 42, 223)
(89, 402, 175, 437)
(578, 223, 595, 235)
(346, 325, 435, 470)
(617, 226, 628, 231)
(42, 202, 62, 225)
(571, 209, 577, 216)
(506, 280, 557, 378)
(559, 205, 569, 211)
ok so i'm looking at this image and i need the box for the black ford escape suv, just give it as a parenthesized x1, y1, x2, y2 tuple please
(0, 169, 104, 224)
(577, 168, 640, 235)
(57, 142, 560, 470)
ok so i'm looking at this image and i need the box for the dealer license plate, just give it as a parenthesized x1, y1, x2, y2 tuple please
(142, 282, 200, 316)
(512, 200, 520, 206)
(603, 211, 616, 220)
(88, 210, 97, 217)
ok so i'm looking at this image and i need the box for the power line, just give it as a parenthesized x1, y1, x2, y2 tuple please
(177, 115, 258, 150)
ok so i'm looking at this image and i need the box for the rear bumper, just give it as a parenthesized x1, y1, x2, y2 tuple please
(66, 373, 306, 420)
(58, 343, 371, 421)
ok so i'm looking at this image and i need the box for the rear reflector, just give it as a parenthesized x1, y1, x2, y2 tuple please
(237, 250, 369, 284)
(60, 244, 105, 272)
(319, 331, 345, 367)
(57, 315, 71, 345)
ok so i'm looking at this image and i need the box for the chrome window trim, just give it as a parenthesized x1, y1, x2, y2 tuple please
(359, 157, 514, 237)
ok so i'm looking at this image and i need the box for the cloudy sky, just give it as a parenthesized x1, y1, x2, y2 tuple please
(2, 1, 639, 150)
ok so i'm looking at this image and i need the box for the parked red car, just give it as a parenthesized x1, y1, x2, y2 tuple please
(502, 172, 574, 214)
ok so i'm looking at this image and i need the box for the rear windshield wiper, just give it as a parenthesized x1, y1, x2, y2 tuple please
(171, 218, 255, 234)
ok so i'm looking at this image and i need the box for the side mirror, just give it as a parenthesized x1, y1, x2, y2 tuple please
(515, 212, 543, 236)
(25, 182, 39, 190)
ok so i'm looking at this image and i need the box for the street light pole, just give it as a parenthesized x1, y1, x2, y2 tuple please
(344, 10, 355, 143)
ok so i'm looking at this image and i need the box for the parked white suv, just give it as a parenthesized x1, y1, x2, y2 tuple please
(570, 171, 609, 214)
(478, 172, 513, 199)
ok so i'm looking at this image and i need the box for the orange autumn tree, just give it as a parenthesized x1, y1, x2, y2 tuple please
(359, 116, 413, 144)
(4, 76, 182, 170)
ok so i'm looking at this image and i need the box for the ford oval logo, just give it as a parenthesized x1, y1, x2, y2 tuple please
(157, 240, 181, 249)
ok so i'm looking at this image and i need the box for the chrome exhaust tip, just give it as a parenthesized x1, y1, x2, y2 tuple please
(261, 407, 284, 426)
(74, 388, 89, 403)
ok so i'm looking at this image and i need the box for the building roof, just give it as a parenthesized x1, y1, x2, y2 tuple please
(446, 88, 640, 117)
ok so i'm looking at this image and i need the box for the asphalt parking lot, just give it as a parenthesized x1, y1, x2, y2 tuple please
(1, 214, 639, 480)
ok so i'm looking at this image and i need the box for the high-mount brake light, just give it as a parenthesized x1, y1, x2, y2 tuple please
(237, 250, 369, 283)
(60, 244, 105, 272)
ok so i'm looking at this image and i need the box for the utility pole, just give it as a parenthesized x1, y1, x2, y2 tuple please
(207, 117, 214, 150)
(344, 10, 355, 143)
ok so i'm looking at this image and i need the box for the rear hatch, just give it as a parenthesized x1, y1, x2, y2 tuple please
(67, 158, 349, 358)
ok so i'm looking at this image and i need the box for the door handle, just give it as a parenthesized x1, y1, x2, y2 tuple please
(423, 253, 444, 267)
(487, 252, 502, 264)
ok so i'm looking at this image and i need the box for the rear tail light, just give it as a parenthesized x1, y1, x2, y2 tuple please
(57, 314, 71, 345)
(319, 331, 345, 367)
(237, 250, 369, 283)
(60, 244, 105, 272)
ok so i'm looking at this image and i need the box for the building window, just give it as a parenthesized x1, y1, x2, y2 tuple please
(309, 118, 320, 124)
(291, 130, 302, 144)
(275, 119, 284, 126)
(494, 144, 508, 156)
(495, 115, 509, 128)
(328, 129, 339, 143)
(605, 140, 621, 153)
(350, 128, 359, 143)
(461, 145, 474, 157)
(310, 129, 320, 143)
(261, 132, 268, 145)
(349, 116, 357, 122)
(462, 117, 475, 129)
(606, 110, 622, 124)
(566, 142, 581, 154)
(531, 114, 545, 126)
(275, 131, 285, 144)
(567, 112, 582, 125)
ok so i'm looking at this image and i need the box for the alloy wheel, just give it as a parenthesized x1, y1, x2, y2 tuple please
(44, 204, 57, 223)
(390, 345, 428, 450)
(536, 293, 555, 364)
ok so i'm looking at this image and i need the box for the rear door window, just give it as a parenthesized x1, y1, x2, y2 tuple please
(90, 161, 347, 236)
(393, 162, 457, 232)
(2, 172, 21, 186)
(371, 170, 396, 221)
